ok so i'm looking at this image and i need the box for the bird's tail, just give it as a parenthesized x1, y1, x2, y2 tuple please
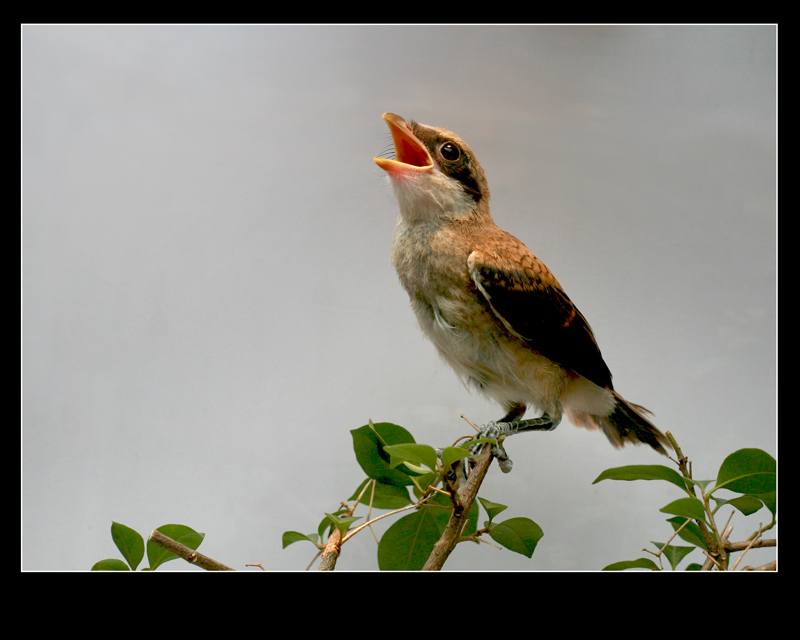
(576, 391, 671, 455)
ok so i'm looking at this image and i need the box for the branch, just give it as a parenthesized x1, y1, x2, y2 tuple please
(741, 560, 777, 571)
(725, 538, 776, 552)
(318, 528, 342, 571)
(666, 431, 726, 565)
(148, 530, 235, 571)
(342, 496, 435, 544)
(316, 493, 438, 570)
(423, 442, 494, 571)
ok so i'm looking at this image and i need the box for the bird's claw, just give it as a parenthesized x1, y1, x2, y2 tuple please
(439, 415, 561, 486)
(464, 415, 561, 478)
(466, 420, 515, 474)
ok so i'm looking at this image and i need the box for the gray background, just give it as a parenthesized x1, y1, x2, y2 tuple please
(23, 25, 776, 571)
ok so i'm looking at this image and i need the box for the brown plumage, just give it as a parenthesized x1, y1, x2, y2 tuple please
(375, 113, 669, 455)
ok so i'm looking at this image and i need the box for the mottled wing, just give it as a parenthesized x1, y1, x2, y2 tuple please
(468, 245, 613, 390)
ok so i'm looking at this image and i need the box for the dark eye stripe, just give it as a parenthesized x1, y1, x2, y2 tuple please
(450, 164, 483, 202)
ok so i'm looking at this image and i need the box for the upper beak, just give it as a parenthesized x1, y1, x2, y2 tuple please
(373, 112, 434, 175)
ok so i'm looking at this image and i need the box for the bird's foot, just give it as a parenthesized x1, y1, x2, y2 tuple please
(438, 415, 561, 487)
(465, 415, 561, 475)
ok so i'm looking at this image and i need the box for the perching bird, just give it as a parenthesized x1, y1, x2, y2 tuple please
(374, 112, 669, 457)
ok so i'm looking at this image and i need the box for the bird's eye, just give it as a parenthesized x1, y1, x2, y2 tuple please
(440, 142, 461, 161)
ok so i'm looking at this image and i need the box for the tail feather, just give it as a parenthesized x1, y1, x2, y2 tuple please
(561, 389, 670, 454)
(594, 391, 670, 454)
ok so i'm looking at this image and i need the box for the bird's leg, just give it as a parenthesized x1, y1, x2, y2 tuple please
(466, 414, 562, 475)
(437, 413, 562, 488)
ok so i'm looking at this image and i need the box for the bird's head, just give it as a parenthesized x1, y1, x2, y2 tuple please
(374, 113, 490, 222)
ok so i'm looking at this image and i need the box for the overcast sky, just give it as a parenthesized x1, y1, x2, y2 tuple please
(23, 25, 776, 571)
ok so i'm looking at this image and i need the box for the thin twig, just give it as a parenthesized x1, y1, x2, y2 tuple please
(305, 550, 323, 571)
(701, 551, 723, 571)
(643, 516, 695, 568)
(460, 414, 481, 432)
(667, 431, 723, 565)
(352, 479, 382, 545)
(148, 529, 235, 571)
(341, 494, 435, 544)
(720, 511, 735, 543)
(730, 524, 765, 571)
(459, 531, 503, 550)
(350, 478, 374, 512)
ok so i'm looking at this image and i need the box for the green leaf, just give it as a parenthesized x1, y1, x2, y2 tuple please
(317, 513, 338, 539)
(592, 464, 691, 494)
(91, 558, 131, 571)
(351, 422, 416, 487)
(349, 478, 412, 510)
(666, 517, 708, 550)
(282, 531, 321, 548)
(419, 492, 454, 533)
(478, 497, 508, 524)
(110, 521, 144, 571)
(488, 517, 543, 558)
(602, 557, 660, 571)
(715, 448, 776, 495)
(377, 509, 440, 570)
(467, 437, 500, 449)
(324, 513, 361, 537)
(409, 471, 439, 494)
(652, 542, 696, 571)
(660, 497, 707, 522)
(723, 494, 767, 516)
(439, 446, 473, 472)
(758, 491, 777, 517)
(384, 443, 439, 473)
(419, 492, 479, 538)
(464, 500, 480, 538)
(687, 478, 714, 493)
(147, 524, 205, 571)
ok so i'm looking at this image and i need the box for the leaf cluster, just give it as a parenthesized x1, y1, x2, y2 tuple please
(283, 421, 543, 570)
(594, 446, 776, 570)
(92, 522, 205, 571)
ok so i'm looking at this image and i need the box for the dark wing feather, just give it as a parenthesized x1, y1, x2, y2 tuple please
(468, 248, 613, 390)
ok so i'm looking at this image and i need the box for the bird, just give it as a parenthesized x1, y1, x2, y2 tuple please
(373, 112, 670, 459)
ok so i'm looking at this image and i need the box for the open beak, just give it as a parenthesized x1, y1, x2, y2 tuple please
(373, 112, 434, 175)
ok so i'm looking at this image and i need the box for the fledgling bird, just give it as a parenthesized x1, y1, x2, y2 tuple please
(374, 112, 669, 456)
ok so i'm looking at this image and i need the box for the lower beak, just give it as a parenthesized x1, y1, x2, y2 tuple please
(373, 112, 433, 175)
